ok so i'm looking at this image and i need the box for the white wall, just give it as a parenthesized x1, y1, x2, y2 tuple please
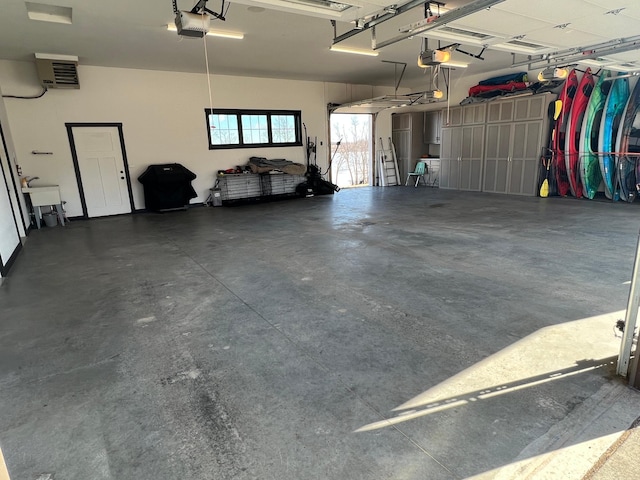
(0, 58, 535, 220)
(0, 60, 402, 217)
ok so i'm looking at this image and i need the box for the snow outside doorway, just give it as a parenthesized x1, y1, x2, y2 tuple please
(330, 114, 373, 189)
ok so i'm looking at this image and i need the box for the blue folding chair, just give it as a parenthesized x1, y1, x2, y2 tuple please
(405, 161, 427, 187)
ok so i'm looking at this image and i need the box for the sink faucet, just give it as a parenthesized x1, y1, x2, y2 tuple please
(24, 176, 39, 187)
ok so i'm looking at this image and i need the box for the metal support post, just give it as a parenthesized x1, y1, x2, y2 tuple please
(617, 227, 640, 378)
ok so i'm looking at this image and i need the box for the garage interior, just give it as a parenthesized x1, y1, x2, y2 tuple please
(1, 0, 640, 479)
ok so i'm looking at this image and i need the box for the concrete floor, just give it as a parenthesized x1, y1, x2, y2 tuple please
(1, 187, 639, 480)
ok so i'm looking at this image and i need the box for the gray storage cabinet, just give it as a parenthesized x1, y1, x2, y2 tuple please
(391, 113, 429, 181)
(439, 104, 485, 191)
(483, 94, 552, 196)
(423, 110, 442, 144)
(440, 94, 552, 196)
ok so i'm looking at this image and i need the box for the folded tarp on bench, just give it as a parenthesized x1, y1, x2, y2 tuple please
(248, 157, 306, 175)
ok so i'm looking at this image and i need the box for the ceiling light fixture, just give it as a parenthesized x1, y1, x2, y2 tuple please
(167, 23, 244, 39)
(329, 45, 379, 56)
(538, 66, 569, 81)
(441, 60, 468, 68)
(35, 52, 79, 62)
(26, 2, 72, 24)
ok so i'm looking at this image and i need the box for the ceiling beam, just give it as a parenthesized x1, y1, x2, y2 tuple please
(511, 35, 640, 70)
(373, 0, 506, 50)
(332, 0, 428, 45)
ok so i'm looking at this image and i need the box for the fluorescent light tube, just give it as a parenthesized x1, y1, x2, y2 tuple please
(329, 45, 379, 57)
(26, 2, 72, 24)
(35, 53, 79, 62)
(167, 24, 244, 39)
(441, 61, 468, 68)
(206, 30, 244, 39)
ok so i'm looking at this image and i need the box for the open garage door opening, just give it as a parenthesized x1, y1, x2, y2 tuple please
(330, 114, 373, 189)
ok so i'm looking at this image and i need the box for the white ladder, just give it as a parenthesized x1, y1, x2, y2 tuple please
(377, 137, 400, 186)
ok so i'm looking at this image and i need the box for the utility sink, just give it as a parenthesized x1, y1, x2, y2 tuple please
(21, 185, 61, 206)
(22, 185, 65, 228)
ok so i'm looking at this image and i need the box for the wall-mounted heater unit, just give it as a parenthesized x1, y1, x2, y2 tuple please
(35, 53, 79, 89)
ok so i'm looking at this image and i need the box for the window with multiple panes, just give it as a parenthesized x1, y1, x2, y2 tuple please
(205, 109, 302, 149)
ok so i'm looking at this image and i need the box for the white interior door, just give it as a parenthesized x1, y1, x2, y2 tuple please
(72, 126, 131, 217)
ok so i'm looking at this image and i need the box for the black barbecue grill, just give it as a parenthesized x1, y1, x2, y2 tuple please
(138, 163, 197, 212)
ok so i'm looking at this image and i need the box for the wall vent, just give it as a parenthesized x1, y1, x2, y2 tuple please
(35, 53, 79, 89)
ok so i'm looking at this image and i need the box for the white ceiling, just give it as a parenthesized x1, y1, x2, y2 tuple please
(0, 0, 639, 91)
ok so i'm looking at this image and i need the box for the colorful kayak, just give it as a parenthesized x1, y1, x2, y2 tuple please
(599, 73, 629, 200)
(579, 70, 611, 199)
(565, 68, 594, 198)
(616, 78, 640, 202)
(552, 69, 578, 197)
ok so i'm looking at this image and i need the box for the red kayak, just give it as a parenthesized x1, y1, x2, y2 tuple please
(552, 69, 578, 197)
(468, 82, 529, 97)
(564, 68, 594, 198)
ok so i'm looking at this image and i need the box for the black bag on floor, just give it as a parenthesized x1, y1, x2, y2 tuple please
(306, 165, 339, 196)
